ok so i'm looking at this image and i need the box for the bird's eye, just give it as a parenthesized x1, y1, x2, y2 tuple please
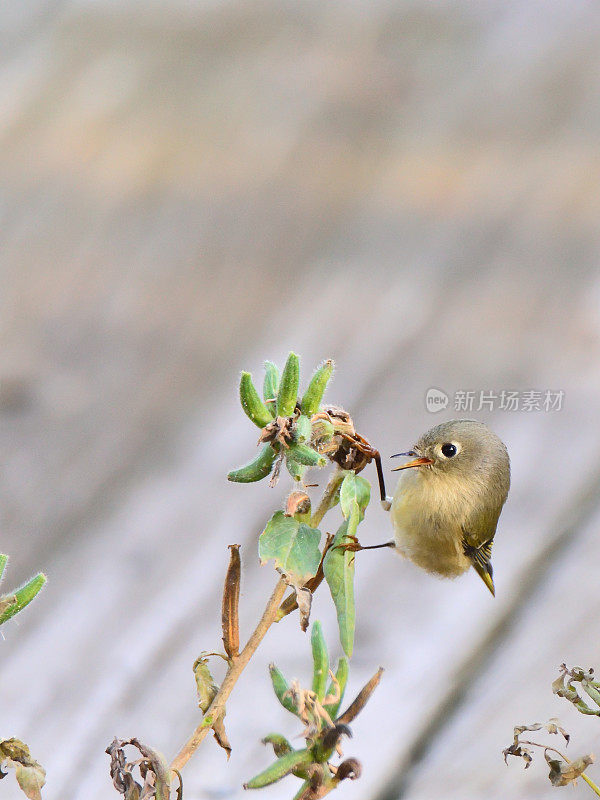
(441, 443, 457, 458)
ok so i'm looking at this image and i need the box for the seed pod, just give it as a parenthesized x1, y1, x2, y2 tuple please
(324, 657, 349, 719)
(276, 353, 300, 417)
(285, 491, 311, 522)
(243, 748, 313, 789)
(301, 360, 334, 416)
(294, 414, 312, 444)
(240, 372, 273, 429)
(311, 621, 329, 702)
(288, 444, 326, 468)
(285, 452, 307, 482)
(263, 361, 280, 417)
(227, 445, 275, 483)
(269, 664, 299, 715)
(222, 544, 241, 659)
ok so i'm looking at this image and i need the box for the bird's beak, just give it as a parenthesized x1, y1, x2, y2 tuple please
(390, 451, 433, 471)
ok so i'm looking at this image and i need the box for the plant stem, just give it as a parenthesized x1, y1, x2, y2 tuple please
(582, 774, 600, 797)
(170, 575, 287, 773)
(311, 467, 344, 527)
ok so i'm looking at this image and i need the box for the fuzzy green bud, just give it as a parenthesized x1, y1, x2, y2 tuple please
(228, 445, 275, 483)
(263, 361, 280, 417)
(301, 359, 334, 416)
(240, 372, 273, 429)
(276, 353, 300, 417)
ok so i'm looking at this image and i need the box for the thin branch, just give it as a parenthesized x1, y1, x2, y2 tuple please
(311, 467, 344, 528)
(170, 575, 287, 773)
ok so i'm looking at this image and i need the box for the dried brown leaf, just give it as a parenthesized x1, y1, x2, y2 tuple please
(337, 667, 384, 725)
(222, 544, 241, 659)
(297, 587, 312, 632)
(105, 738, 170, 800)
(546, 751, 594, 787)
(0, 739, 45, 800)
(212, 716, 232, 759)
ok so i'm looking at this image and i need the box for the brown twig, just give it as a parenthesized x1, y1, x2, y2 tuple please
(170, 575, 287, 773)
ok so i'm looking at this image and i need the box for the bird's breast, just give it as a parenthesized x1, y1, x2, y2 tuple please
(390, 471, 472, 578)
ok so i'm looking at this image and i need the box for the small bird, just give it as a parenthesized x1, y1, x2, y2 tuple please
(387, 419, 510, 595)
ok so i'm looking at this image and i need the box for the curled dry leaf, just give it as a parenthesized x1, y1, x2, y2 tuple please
(503, 742, 533, 768)
(222, 544, 241, 659)
(0, 738, 46, 800)
(545, 752, 594, 787)
(297, 587, 313, 632)
(212, 716, 232, 760)
(106, 738, 171, 800)
(193, 655, 218, 713)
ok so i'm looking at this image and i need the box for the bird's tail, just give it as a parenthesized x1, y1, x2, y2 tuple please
(462, 535, 495, 597)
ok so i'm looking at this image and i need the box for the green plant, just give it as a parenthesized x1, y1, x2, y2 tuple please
(0, 555, 47, 799)
(108, 353, 385, 799)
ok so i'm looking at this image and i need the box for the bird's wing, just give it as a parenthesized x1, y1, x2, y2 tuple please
(460, 504, 502, 597)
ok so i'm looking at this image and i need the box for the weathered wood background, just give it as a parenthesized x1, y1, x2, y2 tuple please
(2, 1, 600, 799)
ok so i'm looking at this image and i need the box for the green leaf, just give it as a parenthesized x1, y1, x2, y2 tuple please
(227, 444, 276, 483)
(294, 414, 312, 443)
(311, 621, 329, 702)
(340, 473, 371, 519)
(287, 443, 326, 468)
(300, 359, 334, 416)
(284, 452, 306, 483)
(269, 664, 299, 716)
(276, 353, 300, 417)
(263, 361, 280, 416)
(244, 748, 313, 789)
(323, 521, 355, 658)
(259, 512, 321, 586)
(239, 372, 273, 429)
(0, 574, 46, 626)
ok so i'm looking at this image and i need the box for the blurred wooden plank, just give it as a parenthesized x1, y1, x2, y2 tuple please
(2, 2, 600, 800)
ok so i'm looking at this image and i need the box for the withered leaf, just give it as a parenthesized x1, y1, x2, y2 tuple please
(545, 751, 594, 787)
(212, 716, 232, 759)
(105, 737, 170, 800)
(0, 739, 46, 800)
(297, 587, 312, 632)
(222, 544, 241, 659)
(337, 667, 384, 726)
(503, 742, 533, 768)
(193, 655, 218, 713)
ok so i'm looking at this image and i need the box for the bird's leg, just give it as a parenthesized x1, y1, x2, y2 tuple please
(336, 536, 396, 553)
